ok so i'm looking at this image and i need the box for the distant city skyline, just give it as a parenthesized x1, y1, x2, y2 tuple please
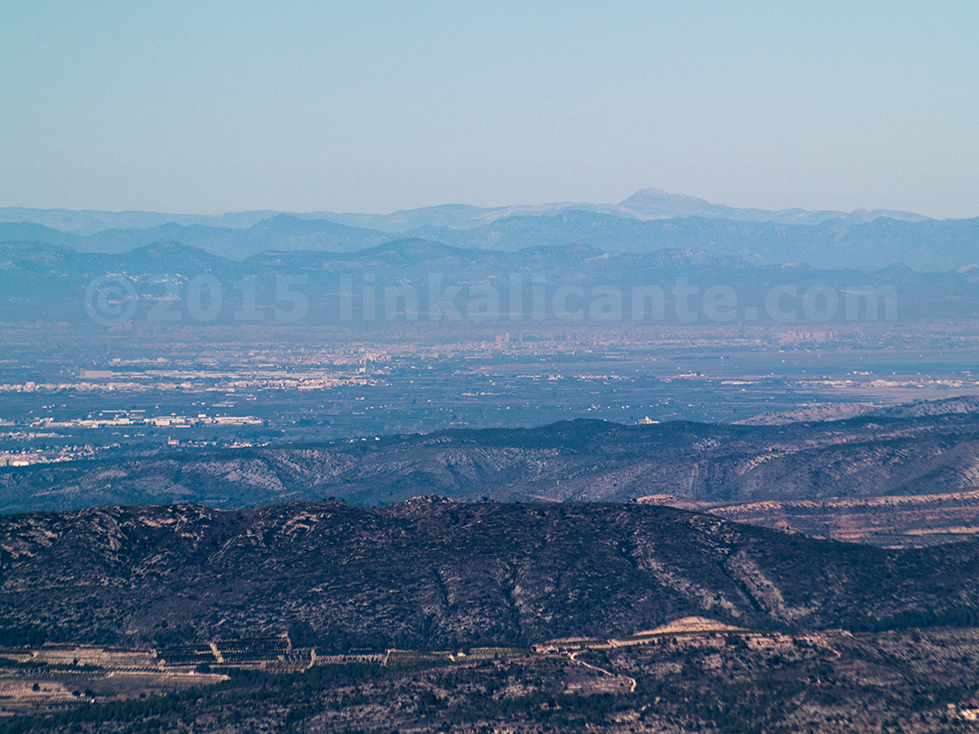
(2, 2, 978, 218)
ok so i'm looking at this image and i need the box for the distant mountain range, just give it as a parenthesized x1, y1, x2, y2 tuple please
(2, 188, 974, 271)
(617, 188, 930, 226)
(0, 188, 932, 234)
(2, 238, 977, 324)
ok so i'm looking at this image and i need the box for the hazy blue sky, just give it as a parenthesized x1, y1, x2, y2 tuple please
(2, 1, 978, 217)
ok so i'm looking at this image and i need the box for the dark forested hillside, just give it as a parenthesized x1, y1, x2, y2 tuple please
(4, 413, 979, 514)
(3, 499, 979, 652)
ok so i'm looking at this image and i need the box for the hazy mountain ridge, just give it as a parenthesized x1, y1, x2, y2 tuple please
(4, 410, 979, 514)
(3, 237, 977, 324)
(0, 208, 282, 235)
(418, 212, 979, 271)
(2, 189, 969, 270)
(4, 213, 978, 269)
(738, 395, 979, 425)
(619, 187, 930, 225)
(0, 215, 391, 259)
(0, 188, 930, 235)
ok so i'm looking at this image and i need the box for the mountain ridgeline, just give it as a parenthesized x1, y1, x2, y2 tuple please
(4, 410, 979, 514)
(0, 187, 932, 235)
(1, 238, 977, 325)
(0, 187, 975, 271)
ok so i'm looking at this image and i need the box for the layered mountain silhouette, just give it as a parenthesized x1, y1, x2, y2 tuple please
(2, 238, 977, 323)
(2, 188, 973, 270)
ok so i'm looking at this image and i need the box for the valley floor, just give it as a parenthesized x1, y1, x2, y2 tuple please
(4, 623, 979, 733)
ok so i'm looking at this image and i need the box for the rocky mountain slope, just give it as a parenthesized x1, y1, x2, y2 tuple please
(647, 489, 979, 547)
(4, 412, 979, 514)
(3, 500, 979, 652)
(737, 394, 979, 426)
